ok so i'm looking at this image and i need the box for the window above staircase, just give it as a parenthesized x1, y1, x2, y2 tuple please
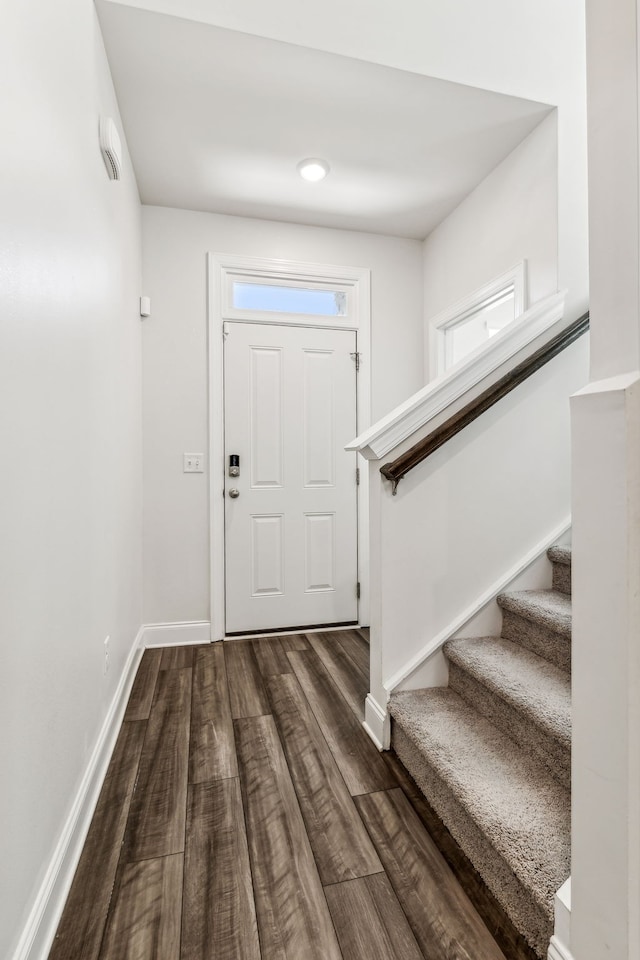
(430, 262, 528, 375)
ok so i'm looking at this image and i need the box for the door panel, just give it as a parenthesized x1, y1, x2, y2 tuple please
(224, 322, 358, 633)
(250, 514, 284, 597)
(303, 350, 335, 487)
(304, 512, 336, 591)
(250, 347, 283, 487)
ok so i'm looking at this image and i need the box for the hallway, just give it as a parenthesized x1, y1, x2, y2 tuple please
(47, 631, 530, 960)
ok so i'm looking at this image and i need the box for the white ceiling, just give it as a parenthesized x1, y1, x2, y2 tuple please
(96, 1, 553, 240)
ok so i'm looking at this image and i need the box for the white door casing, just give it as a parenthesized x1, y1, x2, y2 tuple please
(224, 322, 358, 633)
(208, 254, 371, 639)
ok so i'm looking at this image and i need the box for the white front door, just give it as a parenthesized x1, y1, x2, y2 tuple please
(224, 321, 358, 633)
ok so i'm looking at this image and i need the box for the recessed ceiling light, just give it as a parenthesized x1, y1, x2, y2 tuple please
(297, 158, 330, 182)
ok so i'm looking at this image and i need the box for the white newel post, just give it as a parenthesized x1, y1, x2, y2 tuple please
(569, 2, 640, 958)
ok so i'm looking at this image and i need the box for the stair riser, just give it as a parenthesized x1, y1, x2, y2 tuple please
(500, 610, 571, 672)
(551, 562, 571, 597)
(392, 725, 554, 959)
(448, 663, 570, 789)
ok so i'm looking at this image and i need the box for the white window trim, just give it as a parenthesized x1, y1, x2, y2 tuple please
(429, 261, 528, 379)
(208, 253, 371, 640)
(223, 271, 354, 323)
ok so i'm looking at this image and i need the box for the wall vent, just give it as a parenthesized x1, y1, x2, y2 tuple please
(99, 117, 122, 181)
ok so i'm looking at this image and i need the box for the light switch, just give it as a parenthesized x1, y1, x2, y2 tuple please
(183, 453, 204, 473)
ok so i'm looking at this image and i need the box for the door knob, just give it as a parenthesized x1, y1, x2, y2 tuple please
(228, 488, 240, 499)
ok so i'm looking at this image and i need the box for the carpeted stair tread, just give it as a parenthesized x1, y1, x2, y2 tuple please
(497, 589, 572, 639)
(547, 545, 571, 567)
(444, 636, 571, 748)
(389, 687, 570, 918)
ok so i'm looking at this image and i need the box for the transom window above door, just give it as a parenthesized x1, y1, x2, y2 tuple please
(219, 261, 358, 327)
(232, 280, 347, 317)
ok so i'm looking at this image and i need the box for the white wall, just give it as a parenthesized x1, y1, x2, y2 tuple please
(0, 4, 143, 958)
(569, 2, 640, 958)
(571, 374, 640, 960)
(113, 0, 588, 323)
(369, 338, 588, 705)
(423, 114, 559, 373)
(585, 0, 640, 380)
(141, 205, 423, 625)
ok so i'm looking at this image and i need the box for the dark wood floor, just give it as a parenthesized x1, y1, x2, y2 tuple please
(48, 629, 534, 960)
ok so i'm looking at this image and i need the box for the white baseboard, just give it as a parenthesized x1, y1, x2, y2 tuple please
(548, 935, 574, 960)
(141, 619, 368, 646)
(384, 516, 571, 693)
(553, 877, 571, 953)
(363, 693, 390, 750)
(11, 627, 145, 960)
(141, 620, 211, 647)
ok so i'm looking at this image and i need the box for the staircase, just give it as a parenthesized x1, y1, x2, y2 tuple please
(388, 546, 572, 959)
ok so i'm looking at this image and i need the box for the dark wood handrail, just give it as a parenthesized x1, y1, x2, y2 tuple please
(380, 312, 590, 494)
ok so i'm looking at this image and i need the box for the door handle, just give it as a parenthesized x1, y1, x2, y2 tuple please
(228, 488, 240, 499)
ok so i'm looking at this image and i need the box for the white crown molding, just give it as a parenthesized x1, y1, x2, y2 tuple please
(12, 628, 144, 960)
(383, 516, 571, 693)
(346, 291, 566, 461)
(211, 252, 371, 284)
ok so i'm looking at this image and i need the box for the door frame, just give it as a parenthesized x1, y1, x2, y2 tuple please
(208, 252, 371, 640)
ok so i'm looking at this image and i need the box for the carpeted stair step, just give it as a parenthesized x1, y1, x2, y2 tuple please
(389, 687, 570, 959)
(444, 636, 571, 787)
(547, 545, 572, 596)
(497, 589, 571, 672)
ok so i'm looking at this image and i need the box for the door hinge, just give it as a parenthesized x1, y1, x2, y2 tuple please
(356, 467, 360, 485)
(356, 581, 361, 600)
(350, 351, 361, 371)
(223, 323, 229, 340)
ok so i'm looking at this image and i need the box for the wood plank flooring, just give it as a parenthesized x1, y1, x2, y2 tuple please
(48, 629, 530, 960)
(182, 778, 259, 960)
